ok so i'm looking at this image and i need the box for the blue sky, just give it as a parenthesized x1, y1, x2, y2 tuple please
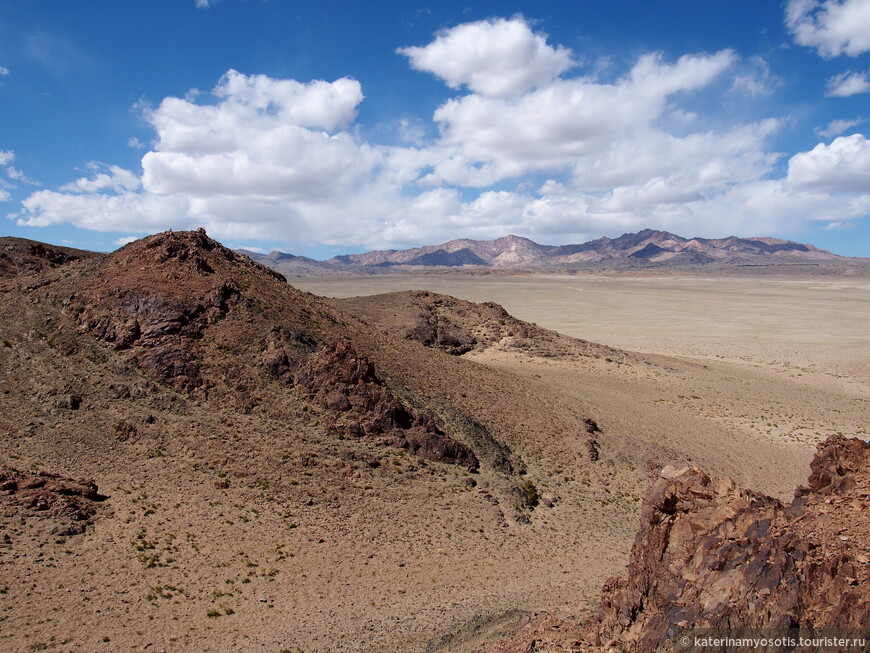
(1, 1, 870, 258)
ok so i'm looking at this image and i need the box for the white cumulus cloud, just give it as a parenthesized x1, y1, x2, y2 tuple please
(786, 0, 870, 58)
(571, 120, 782, 195)
(136, 71, 374, 200)
(59, 163, 140, 193)
(398, 17, 574, 97)
(825, 70, 870, 96)
(421, 50, 735, 187)
(787, 134, 870, 191)
(15, 70, 381, 243)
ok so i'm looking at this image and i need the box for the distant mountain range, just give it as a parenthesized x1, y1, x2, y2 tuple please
(240, 229, 861, 276)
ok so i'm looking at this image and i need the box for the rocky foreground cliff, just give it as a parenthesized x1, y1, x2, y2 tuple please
(489, 434, 870, 652)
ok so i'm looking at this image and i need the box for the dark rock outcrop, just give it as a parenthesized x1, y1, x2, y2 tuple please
(69, 230, 263, 395)
(405, 312, 477, 356)
(0, 466, 105, 537)
(0, 237, 100, 278)
(593, 435, 869, 650)
(293, 338, 479, 471)
(584, 418, 601, 462)
(488, 435, 870, 652)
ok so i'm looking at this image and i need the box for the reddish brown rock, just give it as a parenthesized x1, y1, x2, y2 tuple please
(591, 435, 869, 651)
(261, 326, 316, 384)
(294, 338, 479, 471)
(0, 466, 105, 537)
(803, 433, 867, 495)
(69, 230, 260, 395)
(488, 435, 870, 652)
(0, 237, 100, 278)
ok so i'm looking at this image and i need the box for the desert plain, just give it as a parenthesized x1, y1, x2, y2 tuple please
(2, 247, 868, 653)
(300, 273, 870, 496)
(307, 271, 868, 645)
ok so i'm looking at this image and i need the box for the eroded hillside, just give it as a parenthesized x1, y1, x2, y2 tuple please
(0, 230, 652, 652)
(1, 229, 863, 652)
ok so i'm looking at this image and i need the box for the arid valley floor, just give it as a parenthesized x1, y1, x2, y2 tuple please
(298, 273, 870, 498)
(1, 235, 868, 652)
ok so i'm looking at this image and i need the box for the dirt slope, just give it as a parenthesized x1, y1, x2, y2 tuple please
(0, 230, 654, 652)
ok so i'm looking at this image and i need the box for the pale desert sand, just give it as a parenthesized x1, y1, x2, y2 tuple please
(292, 274, 870, 374)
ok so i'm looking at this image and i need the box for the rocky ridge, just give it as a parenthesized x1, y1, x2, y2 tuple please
(0, 237, 100, 278)
(334, 290, 633, 362)
(488, 434, 870, 652)
(59, 229, 477, 470)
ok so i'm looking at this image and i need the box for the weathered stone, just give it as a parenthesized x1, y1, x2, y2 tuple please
(294, 338, 479, 471)
(0, 466, 104, 537)
(488, 435, 870, 652)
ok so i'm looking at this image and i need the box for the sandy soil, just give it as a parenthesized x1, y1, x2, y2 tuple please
(3, 268, 867, 653)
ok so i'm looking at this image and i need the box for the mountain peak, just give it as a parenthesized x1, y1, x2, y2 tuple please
(241, 229, 851, 275)
(105, 229, 286, 286)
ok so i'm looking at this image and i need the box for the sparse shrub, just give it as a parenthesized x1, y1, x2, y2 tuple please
(518, 480, 539, 508)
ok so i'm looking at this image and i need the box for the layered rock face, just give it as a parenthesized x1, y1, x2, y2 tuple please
(489, 435, 869, 652)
